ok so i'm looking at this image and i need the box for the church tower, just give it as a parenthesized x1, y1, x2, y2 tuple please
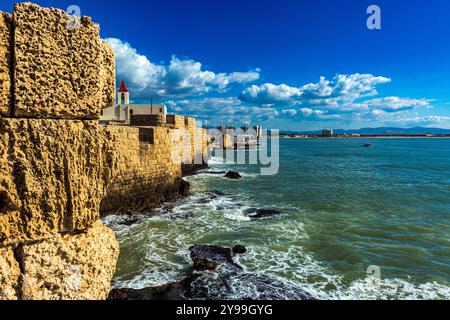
(118, 80, 130, 104)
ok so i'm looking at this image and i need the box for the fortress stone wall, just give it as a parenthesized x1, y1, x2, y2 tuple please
(12, 3, 115, 119)
(0, 3, 210, 300)
(0, 3, 118, 300)
(101, 120, 209, 215)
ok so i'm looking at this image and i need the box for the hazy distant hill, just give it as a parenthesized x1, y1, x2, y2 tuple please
(281, 127, 450, 135)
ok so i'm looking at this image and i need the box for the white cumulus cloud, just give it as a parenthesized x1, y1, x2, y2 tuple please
(239, 74, 391, 107)
(364, 97, 431, 112)
(106, 38, 260, 101)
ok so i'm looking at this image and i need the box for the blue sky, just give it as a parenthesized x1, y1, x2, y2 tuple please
(2, 0, 450, 130)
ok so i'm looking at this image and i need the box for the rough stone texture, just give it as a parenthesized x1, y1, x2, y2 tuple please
(100, 126, 186, 215)
(109, 245, 314, 301)
(184, 117, 195, 128)
(101, 126, 208, 215)
(13, 3, 115, 119)
(130, 114, 166, 127)
(0, 12, 11, 116)
(0, 118, 117, 246)
(0, 246, 20, 300)
(0, 3, 120, 301)
(20, 221, 119, 300)
(166, 115, 186, 129)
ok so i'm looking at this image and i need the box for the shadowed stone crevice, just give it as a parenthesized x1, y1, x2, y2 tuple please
(12, 244, 24, 300)
(62, 154, 74, 232)
(0, 190, 8, 210)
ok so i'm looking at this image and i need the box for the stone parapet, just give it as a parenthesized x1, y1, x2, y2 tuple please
(166, 115, 186, 129)
(100, 126, 185, 215)
(185, 117, 196, 128)
(130, 114, 166, 127)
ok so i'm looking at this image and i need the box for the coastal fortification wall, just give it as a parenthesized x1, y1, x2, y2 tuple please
(0, 13, 11, 116)
(0, 3, 119, 300)
(101, 121, 210, 215)
(100, 126, 184, 214)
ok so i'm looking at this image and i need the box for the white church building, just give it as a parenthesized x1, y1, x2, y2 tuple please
(100, 81, 167, 123)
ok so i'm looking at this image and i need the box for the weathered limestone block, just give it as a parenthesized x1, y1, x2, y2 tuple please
(0, 12, 11, 116)
(0, 118, 117, 245)
(13, 3, 115, 119)
(21, 221, 119, 300)
(0, 246, 20, 300)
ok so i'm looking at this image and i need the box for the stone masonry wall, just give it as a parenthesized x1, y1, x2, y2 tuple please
(100, 124, 209, 215)
(13, 3, 115, 119)
(0, 12, 11, 116)
(0, 3, 119, 300)
(0, 2, 210, 300)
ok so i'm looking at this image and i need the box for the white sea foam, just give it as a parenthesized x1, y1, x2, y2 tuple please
(104, 161, 450, 300)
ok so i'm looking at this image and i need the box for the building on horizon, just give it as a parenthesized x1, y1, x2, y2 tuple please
(100, 80, 167, 124)
(253, 126, 263, 139)
(322, 128, 334, 137)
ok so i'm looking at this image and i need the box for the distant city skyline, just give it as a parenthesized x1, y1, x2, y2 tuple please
(2, 0, 449, 130)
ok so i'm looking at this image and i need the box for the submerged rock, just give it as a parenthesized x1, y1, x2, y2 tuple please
(118, 216, 145, 226)
(244, 208, 282, 219)
(232, 245, 247, 255)
(108, 282, 184, 300)
(185, 270, 314, 300)
(109, 244, 314, 301)
(179, 180, 191, 197)
(224, 171, 242, 180)
(184, 245, 314, 300)
(189, 245, 243, 272)
(211, 190, 226, 196)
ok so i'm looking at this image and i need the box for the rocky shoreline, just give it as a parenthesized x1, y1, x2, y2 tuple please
(108, 244, 314, 300)
(107, 169, 314, 301)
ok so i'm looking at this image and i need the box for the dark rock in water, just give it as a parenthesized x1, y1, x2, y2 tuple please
(108, 282, 184, 300)
(179, 179, 190, 196)
(184, 270, 314, 301)
(212, 190, 226, 196)
(197, 197, 212, 204)
(184, 245, 314, 300)
(109, 244, 315, 301)
(363, 143, 373, 148)
(166, 211, 195, 221)
(224, 171, 242, 179)
(244, 208, 282, 219)
(189, 245, 243, 272)
(209, 190, 226, 200)
(232, 245, 247, 255)
(118, 216, 145, 226)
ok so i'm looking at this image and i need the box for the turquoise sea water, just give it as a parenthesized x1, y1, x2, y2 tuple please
(105, 138, 450, 300)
